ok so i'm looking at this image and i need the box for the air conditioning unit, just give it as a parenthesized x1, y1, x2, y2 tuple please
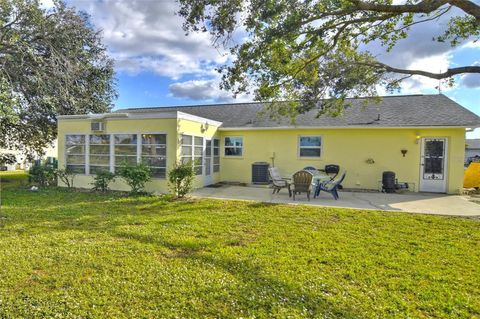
(91, 121, 105, 132)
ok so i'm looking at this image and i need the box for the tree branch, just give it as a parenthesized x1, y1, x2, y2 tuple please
(372, 62, 480, 79)
(448, 0, 480, 19)
(348, 0, 479, 21)
(348, 0, 450, 14)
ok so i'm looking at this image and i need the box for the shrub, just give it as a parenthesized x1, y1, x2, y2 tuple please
(29, 164, 56, 186)
(118, 162, 152, 194)
(56, 168, 76, 188)
(168, 161, 195, 198)
(91, 170, 116, 192)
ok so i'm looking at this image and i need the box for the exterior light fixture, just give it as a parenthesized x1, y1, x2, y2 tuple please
(415, 133, 421, 144)
(201, 122, 209, 133)
(401, 149, 408, 157)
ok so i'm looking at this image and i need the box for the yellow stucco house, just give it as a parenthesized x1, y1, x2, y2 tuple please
(57, 94, 480, 194)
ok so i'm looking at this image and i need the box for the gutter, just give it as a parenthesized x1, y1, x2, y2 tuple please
(218, 125, 478, 131)
(57, 113, 129, 120)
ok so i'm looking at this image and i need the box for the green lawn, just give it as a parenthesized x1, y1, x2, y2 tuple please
(1, 172, 479, 318)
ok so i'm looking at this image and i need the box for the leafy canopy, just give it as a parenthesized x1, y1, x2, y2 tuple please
(0, 0, 116, 158)
(178, 0, 480, 116)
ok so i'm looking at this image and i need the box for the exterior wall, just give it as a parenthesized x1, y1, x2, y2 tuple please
(57, 116, 221, 193)
(218, 128, 466, 194)
(58, 118, 178, 193)
(176, 118, 221, 188)
(58, 116, 466, 195)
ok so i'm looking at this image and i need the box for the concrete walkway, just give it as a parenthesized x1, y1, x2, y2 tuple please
(192, 185, 480, 217)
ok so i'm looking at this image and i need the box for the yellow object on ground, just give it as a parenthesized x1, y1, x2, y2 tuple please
(463, 162, 480, 188)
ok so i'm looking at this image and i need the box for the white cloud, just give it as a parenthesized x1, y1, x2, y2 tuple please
(400, 53, 455, 93)
(459, 62, 480, 88)
(68, 0, 478, 99)
(362, 7, 479, 93)
(461, 74, 480, 88)
(70, 0, 230, 79)
(461, 41, 480, 49)
(169, 79, 251, 103)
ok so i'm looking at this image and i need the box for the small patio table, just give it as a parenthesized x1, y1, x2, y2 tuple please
(310, 170, 331, 187)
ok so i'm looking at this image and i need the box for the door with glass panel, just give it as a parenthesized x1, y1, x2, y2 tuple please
(204, 139, 213, 185)
(419, 138, 448, 193)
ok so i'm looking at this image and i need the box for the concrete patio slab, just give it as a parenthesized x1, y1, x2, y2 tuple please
(192, 185, 480, 217)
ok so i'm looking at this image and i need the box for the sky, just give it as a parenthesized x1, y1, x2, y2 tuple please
(63, 0, 479, 137)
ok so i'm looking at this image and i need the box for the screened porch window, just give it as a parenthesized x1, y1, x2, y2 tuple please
(180, 135, 203, 175)
(65, 135, 86, 174)
(213, 139, 220, 172)
(141, 134, 167, 178)
(114, 134, 138, 173)
(89, 134, 111, 174)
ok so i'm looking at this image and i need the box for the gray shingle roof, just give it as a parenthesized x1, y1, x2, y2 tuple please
(466, 139, 480, 149)
(116, 94, 480, 128)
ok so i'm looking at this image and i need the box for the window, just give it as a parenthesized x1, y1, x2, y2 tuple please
(141, 134, 167, 178)
(193, 136, 203, 175)
(65, 135, 86, 173)
(89, 134, 110, 174)
(299, 136, 322, 157)
(64, 133, 167, 179)
(213, 139, 220, 172)
(181, 134, 203, 175)
(224, 136, 243, 156)
(114, 134, 138, 173)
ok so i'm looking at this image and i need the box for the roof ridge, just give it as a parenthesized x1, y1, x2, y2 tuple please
(115, 94, 435, 112)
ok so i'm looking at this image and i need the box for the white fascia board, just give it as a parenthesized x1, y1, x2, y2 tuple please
(57, 112, 178, 121)
(177, 111, 223, 127)
(57, 113, 129, 120)
(218, 125, 474, 131)
(110, 111, 178, 120)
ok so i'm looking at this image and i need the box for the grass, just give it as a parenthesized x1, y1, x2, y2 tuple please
(0, 171, 479, 318)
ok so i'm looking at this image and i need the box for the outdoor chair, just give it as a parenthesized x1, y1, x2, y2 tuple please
(291, 170, 313, 201)
(268, 167, 291, 196)
(314, 172, 347, 200)
(303, 166, 317, 172)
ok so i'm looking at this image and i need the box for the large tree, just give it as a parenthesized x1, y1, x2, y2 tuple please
(0, 0, 116, 158)
(178, 0, 480, 117)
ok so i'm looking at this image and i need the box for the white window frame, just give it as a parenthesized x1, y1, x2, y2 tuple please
(89, 134, 111, 175)
(64, 134, 87, 174)
(64, 132, 167, 179)
(213, 138, 220, 173)
(224, 136, 243, 157)
(298, 135, 322, 158)
(140, 133, 167, 178)
(180, 134, 204, 176)
(113, 133, 139, 173)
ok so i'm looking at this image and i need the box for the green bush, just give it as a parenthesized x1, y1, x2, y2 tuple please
(168, 161, 195, 198)
(118, 162, 152, 194)
(28, 164, 56, 186)
(56, 168, 76, 188)
(91, 170, 116, 192)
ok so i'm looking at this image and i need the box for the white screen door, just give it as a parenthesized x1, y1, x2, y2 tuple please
(419, 138, 447, 193)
